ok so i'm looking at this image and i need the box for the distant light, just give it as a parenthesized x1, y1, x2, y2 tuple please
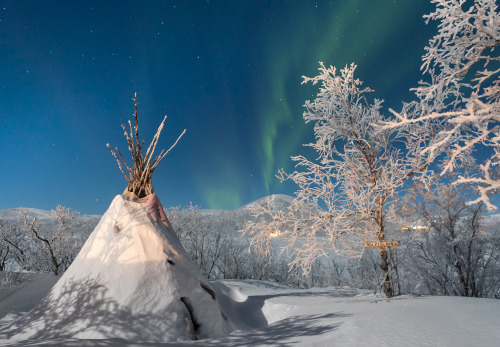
(402, 225, 427, 230)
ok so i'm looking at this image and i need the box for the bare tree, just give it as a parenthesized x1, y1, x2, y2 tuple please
(167, 205, 306, 285)
(401, 172, 500, 298)
(0, 220, 33, 271)
(167, 205, 247, 279)
(22, 206, 88, 275)
(243, 63, 428, 297)
(378, 0, 500, 210)
(0, 224, 13, 271)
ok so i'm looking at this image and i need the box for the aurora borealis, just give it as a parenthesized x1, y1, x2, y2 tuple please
(0, 1, 436, 214)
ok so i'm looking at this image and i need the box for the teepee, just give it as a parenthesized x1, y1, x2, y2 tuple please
(2, 94, 235, 343)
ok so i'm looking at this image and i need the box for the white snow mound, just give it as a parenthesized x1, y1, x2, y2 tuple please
(1, 194, 234, 343)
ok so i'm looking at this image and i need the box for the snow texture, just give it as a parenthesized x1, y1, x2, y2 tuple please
(1, 276, 499, 346)
(0, 194, 234, 343)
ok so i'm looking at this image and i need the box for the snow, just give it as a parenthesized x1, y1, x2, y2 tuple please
(238, 194, 294, 212)
(1, 274, 499, 346)
(0, 207, 101, 224)
(0, 272, 58, 328)
(1, 195, 499, 345)
(0, 195, 234, 343)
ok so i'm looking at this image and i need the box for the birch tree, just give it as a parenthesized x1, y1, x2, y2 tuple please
(23, 206, 88, 275)
(401, 171, 500, 298)
(243, 63, 428, 298)
(0, 222, 28, 271)
(167, 205, 249, 280)
(378, 0, 500, 210)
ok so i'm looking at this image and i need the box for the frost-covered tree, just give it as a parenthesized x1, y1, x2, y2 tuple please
(0, 232, 9, 271)
(0, 220, 34, 271)
(1, 223, 18, 271)
(167, 204, 318, 286)
(22, 206, 88, 275)
(0, 207, 89, 274)
(379, 0, 500, 210)
(167, 204, 248, 279)
(243, 63, 428, 298)
(400, 172, 500, 298)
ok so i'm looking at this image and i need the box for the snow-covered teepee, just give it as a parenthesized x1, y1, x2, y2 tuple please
(2, 94, 235, 343)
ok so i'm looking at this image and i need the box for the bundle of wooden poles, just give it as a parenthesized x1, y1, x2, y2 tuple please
(107, 93, 186, 198)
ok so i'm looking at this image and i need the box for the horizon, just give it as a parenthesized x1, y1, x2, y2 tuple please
(0, 192, 297, 216)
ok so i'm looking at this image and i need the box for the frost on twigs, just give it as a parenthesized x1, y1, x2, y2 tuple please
(242, 63, 429, 298)
(377, 0, 500, 210)
(399, 167, 500, 298)
(107, 93, 186, 198)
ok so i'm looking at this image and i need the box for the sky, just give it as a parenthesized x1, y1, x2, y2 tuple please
(0, 0, 436, 215)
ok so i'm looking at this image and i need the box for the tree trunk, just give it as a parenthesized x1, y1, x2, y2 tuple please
(380, 246, 393, 298)
(388, 247, 401, 296)
(377, 216, 393, 298)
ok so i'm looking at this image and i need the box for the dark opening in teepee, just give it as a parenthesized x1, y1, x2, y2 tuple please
(106, 93, 186, 198)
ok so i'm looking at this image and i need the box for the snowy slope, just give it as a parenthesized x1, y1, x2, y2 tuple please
(238, 194, 295, 212)
(1, 274, 499, 346)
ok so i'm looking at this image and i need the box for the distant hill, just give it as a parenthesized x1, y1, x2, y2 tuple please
(0, 195, 296, 239)
(0, 208, 101, 242)
(238, 194, 295, 212)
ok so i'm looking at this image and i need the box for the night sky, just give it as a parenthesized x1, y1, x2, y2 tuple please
(0, 1, 436, 214)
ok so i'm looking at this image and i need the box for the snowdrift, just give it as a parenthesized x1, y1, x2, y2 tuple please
(1, 194, 234, 343)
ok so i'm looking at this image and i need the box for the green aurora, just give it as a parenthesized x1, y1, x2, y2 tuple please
(198, 1, 434, 210)
(1, 1, 436, 213)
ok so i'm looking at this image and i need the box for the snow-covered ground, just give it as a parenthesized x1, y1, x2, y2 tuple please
(1, 272, 499, 346)
(1, 197, 499, 345)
